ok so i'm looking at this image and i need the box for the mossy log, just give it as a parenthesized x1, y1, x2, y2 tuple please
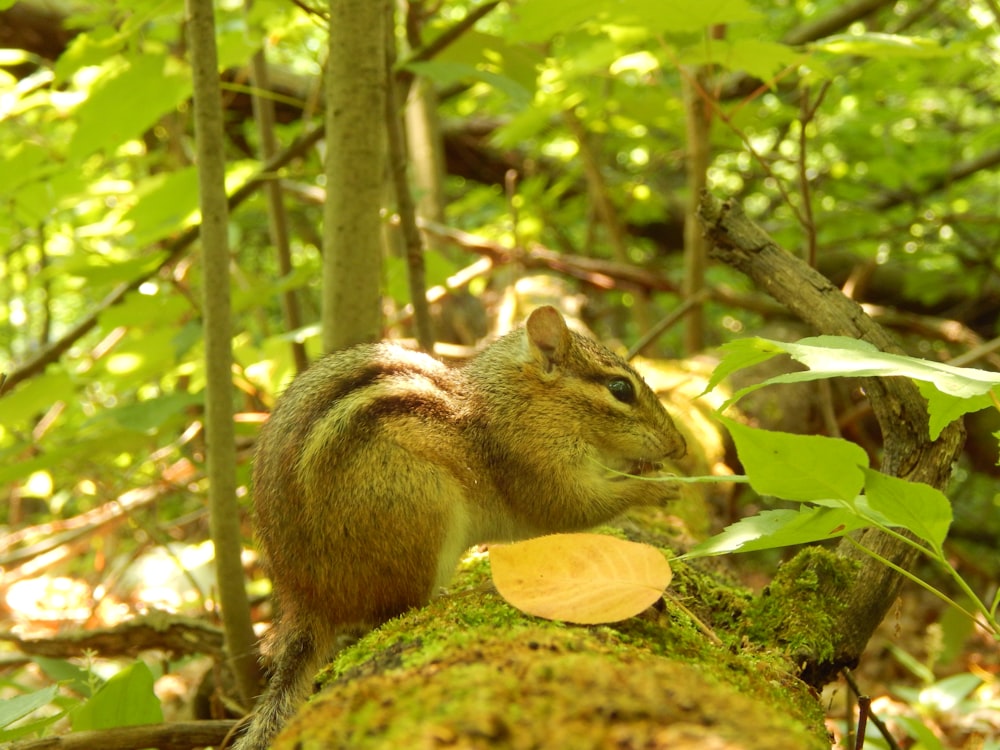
(272, 535, 832, 750)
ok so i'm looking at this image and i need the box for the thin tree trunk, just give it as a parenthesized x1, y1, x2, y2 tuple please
(248, 33, 308, 373)
(322, 0, 388, 352)
(385, 3, 434, 351)
(185, 0, 261, 704)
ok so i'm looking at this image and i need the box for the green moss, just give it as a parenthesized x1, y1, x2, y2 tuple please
(293, 540, 833, 750)
(741, 545, 860, 664)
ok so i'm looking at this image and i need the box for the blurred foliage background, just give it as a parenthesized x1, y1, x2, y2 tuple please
(0, 0, 998, 744)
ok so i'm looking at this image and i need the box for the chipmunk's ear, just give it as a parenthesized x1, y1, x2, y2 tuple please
(524, 306, 571, 370)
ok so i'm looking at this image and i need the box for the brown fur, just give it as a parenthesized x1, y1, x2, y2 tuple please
(233, 307, 686, 749)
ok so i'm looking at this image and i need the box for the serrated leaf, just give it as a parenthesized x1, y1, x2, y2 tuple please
(71, 660, 163, 731)
(860, 468, 952, 554)
(490, 533, 671, 624)
(682, 506, 870, 558)
(721, 417, 868, 502)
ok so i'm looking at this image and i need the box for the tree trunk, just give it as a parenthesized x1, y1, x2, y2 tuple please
(185, 0, 262, 704)
(322, 0, 389, 352)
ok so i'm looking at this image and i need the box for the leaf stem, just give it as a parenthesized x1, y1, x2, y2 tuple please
(843, 536, 995, 637)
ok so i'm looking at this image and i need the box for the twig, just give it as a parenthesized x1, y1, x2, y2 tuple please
(842, 668, 904, 750)
(797, 80, 831, 267)
(3, 720, 238, 750)
(627, 290, 709, 360)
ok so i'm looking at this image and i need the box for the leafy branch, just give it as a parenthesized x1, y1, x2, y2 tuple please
(676, 336, 1000, 638)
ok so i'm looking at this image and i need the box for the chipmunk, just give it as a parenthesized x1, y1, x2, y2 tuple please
(233, 305, 686, 750)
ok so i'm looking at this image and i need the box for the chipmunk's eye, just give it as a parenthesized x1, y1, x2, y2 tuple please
(607, 377, 636, 404)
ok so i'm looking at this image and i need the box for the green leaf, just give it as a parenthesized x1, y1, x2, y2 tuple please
(717, 336, 1000, 437)
(507, 0, 759, 42)
(894, 716, 946, 750)
(47, 252, 169, 288)
(721, 417, 869, 502)
(702, 337, 782, 396)
(1, 371, 77, 425)
(0, 142, 49, 194)
(0, 685, 59, 730)
(34, 657, 98, 698)
(103, 393, 202, 433)
(0, 713, 65, 743)
(860, 468, 952, 554)
(920, 672, 983, 711)
(781, 337, 1000, 399)
(507, 0, 607, 42)
(679, 38, 801, 81)
(68, 54, 191, 161)
(71, 661, 163, 731)
(681, 506, 870, 558)
(659, 0, 760, 31)
(118, 167, 200, 246)
(917, 382, 995, 441)
(811, 32, 951, 59)
(98, 291, 191, 330)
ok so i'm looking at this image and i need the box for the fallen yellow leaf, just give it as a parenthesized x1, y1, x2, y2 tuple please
(490, 533, 672, 624)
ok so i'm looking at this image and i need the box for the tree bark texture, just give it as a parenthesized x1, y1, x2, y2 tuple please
(697, 193, 966, 686)
(322, 0, 388, 352)
(186, 0, 262, 703)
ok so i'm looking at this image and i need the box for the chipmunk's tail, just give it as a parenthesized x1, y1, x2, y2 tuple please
(230, 625, 323, 750)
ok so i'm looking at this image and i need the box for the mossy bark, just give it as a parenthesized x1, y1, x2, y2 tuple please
(271, 525, 832, 749)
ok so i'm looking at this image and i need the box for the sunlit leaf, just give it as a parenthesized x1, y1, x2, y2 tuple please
(679, 39, 801, 80)
(812, 33, 950, 59)
(860, 469, 952, 554)
(118, 167, 200, 246)
(918, 382, 994, 441)
(721, 417, 869, 502)
(682, 506, 870, 558)
(71, 660, 163, 731)
(702, 337, 783, 396)
(508, 0, 759, 42)
(68, 54, 191, 161)
(491, 533, 672, 624)
(711, 337, 1000, 438)
(1, 372, 77, 425)
(0, 685, 58, 730)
